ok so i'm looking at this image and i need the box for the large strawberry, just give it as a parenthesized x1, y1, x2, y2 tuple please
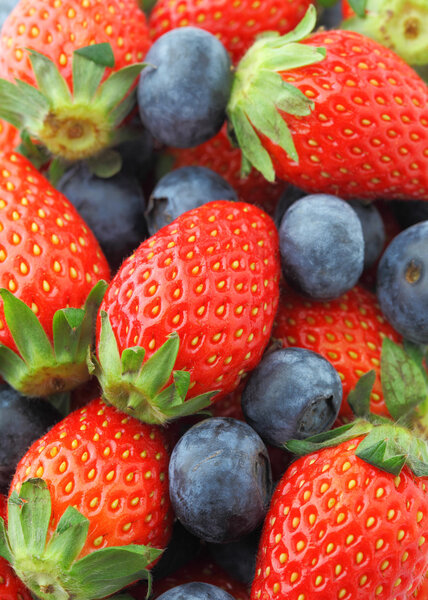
(92, 200, 280, 424)
(251, 340, 428, 599)
(272, 284, 401, 420)
(169, 124, 286, 217)
(0, 398, 173, 600)
(0, 151, 110, 397)
(0, 495, 32, 600)
(227, 5, 428, 200)
(0, 0, 151, 163)
(148, 0, 314, 65)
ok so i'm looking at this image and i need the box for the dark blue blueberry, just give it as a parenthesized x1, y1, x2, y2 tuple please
(241, 348, 343, 447)
(57, 164, 147, 273)
(169, 417, 272, 543)
(377, 221, 428, 344)
(273, 185, 305, 228)
(157, 583, 234, 600)
(152, 521, 201, 581)
(318, 2, 343, 29)
(208, 527, 261, 586)
(348, 200, 386, 268)
(146, 166, 238, 235)
(279, 194, 365, 300)
(0, 384, 61, 493)
(115, 124, 154, 178)
(138, 27, 232, 148)
(392, 200, 428, 229)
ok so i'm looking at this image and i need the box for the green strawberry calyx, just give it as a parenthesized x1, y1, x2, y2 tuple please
(0, 479, 161, 600)
(226, 4, 326, 182)
(342, 0, 428, 66)
(0, 43, 145, 165)
(0, 280, 107, 398)
(88, 311, 217, 425)
(286, 338, 428, 477)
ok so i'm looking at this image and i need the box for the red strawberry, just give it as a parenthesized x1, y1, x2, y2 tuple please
(272, 285, 401, 420)
(0, 151, 110, 397)
(411, 573, 428, 598)
(169, 124, 286, 217)
(0, 0, 150, 89)
(0, 120, 20, 154)
(0, 0, 152, 162)
(252, 436, 428, 600)
(2, 398, 173, 600)
(128, 556, 250, 600)
(93, 200, 280, 424)
(0, 495, 32, 600)
(228, 6, 428, 200)
(342, 0, 355, 19)
(252, 340, 428, 599)
(148, 0, 314, 64)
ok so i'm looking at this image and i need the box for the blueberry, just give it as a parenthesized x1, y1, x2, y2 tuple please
(318, 2, 343, 29)
(146, 167, 238, 235)
(279, 194, 365, 300)
(241, 348, 342, 447)
(57, 164, 147, 272)
(273, 185, 305, 228)
(157, 583, 234, 600)
(348, 200, 386, 268)
(138, 27, 232, 148)
(169, 418, 272, 543)
(377, 221, 428, 344)
(0, 385, 61, 493)
(208, 528, 261, 586)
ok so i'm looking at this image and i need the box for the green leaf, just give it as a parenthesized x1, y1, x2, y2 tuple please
(357, 438, 407, 475)
(95, 64, 145, 112)
(87, 149, 123, 178)
(28, 49, 72, 106)
(0, 345, 28, 390)
(348, 0, 368, 18)
(69, 545, 162, 599)
(355, 425, 412, 475)
(74, 43, 115, 68)
(111, 89, 139, 127)
(0, 290, 55, 367)
(162, 390, 217, 418)
(121, 347, 146, 376)
(229, 105, 275, 182)
(45, 506, 89, 569)
(53, 308, 85, 363)
(48, 158, 67, 188)
(316, 0, 339, 7)
(286, 420, 373, 456)
(134, 333, 180, 402)
(48, 392, 71, 417)
(72, 54, 107, 105)
(381, 338, 428, 421)
(0, 517, 13, 563)
(76, 280, 108, 361)
(259, 43, 326, 73)
(0, 79, 48, 130)
(172, 370, 191, 400)
(97, 311, 123, 380)
(18, 479, 51, 558)
(276, 4, 318, 45)
(7, 491, 27, 558)
(347, 370, 376, 417)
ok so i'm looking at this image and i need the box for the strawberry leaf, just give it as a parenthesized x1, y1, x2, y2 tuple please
(44, 507, 89, 569)
(347, 370, 376, 417)
(348, 0, 368, 18)
(286, 420, 373, 455)
(0, 517, 13, 563)
(28, 49, 72, 106)
(17, 479, 51, 558)
(74, 43, 115, 68)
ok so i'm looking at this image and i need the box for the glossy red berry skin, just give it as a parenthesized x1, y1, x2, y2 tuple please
(252, 437, 428, 600)
(170, 125, 286, 217)
(0, 0, 151, 89)
(0, 152, 110, 350)
(272, 285, 401, 420)
(262, 30, 428, 200)
(0, 496, 32, 600)
(0, 121, 20, 154)
(10, 398, 173, 559)
(149, 0, 314, 64)
(98, 201, 280, 401)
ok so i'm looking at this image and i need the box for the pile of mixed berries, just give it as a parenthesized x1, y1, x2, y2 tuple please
(0, 0, 427, 599)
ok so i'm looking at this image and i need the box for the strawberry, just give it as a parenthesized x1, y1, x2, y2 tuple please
(1, 398, 173, 600)
(272, 284, 401, 420)
(0, 120, 20, 154)
(92, 200, 280, 424)
(148, 0, 314, 65)
(0, 495, 32, 600)
(169, 124, 286, 217)
(251, 342, 428, 599)
(128, 557, 250, 600)
(0, 151, 110, 397)
(227, 5, 428, 201)
(412, 573, 428, 598)
(0, 0, 152, 162)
